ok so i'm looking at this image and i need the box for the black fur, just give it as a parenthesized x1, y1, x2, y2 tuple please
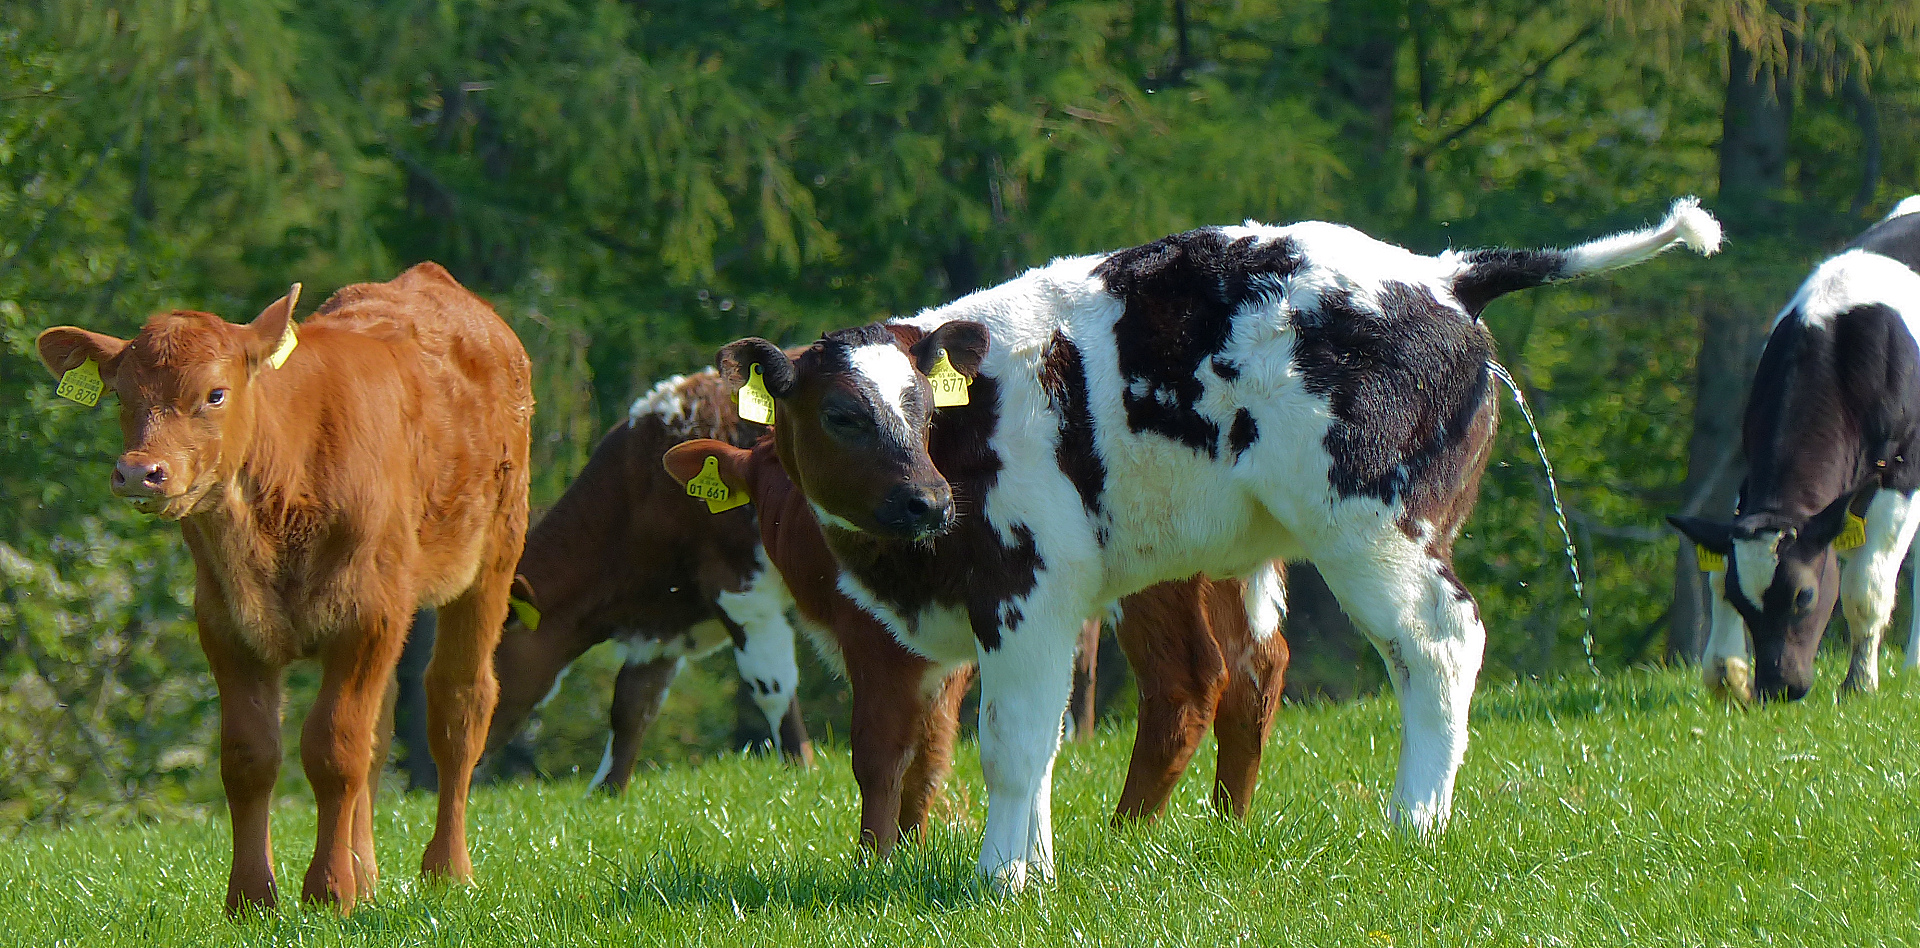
(1227, 408, 1258, 460)
(1092, 229, 1305, 458)
(1449, 248, 1571, 317)
(1849, 211, 1920, 273)
(1039, 333, 1107, 528)
(1292, 280, 1496, 523)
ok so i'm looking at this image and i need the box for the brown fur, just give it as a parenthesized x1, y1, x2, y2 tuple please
(37, 263, 531, 915)
(485, 373, 811, 790)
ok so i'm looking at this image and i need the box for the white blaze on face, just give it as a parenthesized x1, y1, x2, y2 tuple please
(847, 343, 919, 435)
(1733, 532, 1784, 606)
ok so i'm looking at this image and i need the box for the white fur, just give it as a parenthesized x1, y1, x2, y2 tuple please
(810, 501, 864, 535)
(1883, 195, 1920, 221)
(847, 343, 919, 434)
(629, 373, 696, 428)
(719, 554, 803, 751)
(1733, 533, 1784, 606)
(1772, 250, 1920, 331)
(1837, 490, 1920, 692)
(845, 206, 1704, 885)
(1243, 561, 1287, 643)
(1547, 196, 1722, 275)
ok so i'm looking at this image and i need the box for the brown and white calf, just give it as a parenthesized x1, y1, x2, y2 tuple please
(664, 436, 1289, 854)
(485, 372, 811, 790)
(36, 263, 531, 914)
(1671, 196, 1920, 701)
(711, 199, 1720, 886)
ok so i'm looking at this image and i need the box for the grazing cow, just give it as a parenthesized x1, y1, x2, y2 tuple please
(710, 199, 1720, 886)
(484, 373, 811, 792)
(1671, 196, 1920, 701)
(36, 263, 531, 914)
(663, 437, 1289, 853)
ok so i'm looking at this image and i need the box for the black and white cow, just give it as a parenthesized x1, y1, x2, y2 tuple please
(1671, 196, 1920, 701)
(719, 199, 1720, 887)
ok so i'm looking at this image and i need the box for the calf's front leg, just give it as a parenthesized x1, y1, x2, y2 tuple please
(973, 614, 1079, 891)
(200, 620, 285, 916)
(301, 609, 407, 912)
(1840, 490, 1920, 693)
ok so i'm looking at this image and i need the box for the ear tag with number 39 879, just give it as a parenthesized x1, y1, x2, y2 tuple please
(686, 455, 749, 513)
(57, 359, 103, 407)
(927, 350, 969, 408)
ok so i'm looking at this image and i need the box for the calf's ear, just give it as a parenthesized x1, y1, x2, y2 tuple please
(243, 283, 301, 371)
(909, 320, 989, 378)
(663, 439, 754, 499)
(36, 327, 129, 380)
(510, 574, 538, 609)
(1667, 515, 1734, 555)
(718, 338, 796, 399)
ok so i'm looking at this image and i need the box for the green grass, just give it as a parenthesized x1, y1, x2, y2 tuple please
(7, 664, 1920, 946)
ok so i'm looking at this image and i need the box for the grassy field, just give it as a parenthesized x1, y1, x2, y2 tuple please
(5, 663, 1919, 947)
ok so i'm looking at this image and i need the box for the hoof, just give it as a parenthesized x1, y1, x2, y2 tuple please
(981, 858, 1029, 895)
(1706, 657, 1754, 705)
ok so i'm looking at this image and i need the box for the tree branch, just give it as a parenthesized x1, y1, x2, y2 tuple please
(1411, 21, 1599, 165)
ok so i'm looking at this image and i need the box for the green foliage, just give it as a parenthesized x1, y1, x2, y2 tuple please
(5, 665, 1920, 944)
(3, 0, 1918, 819)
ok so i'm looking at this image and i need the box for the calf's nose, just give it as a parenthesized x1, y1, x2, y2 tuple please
(112, 457, 170, 496)
(875, 482, 953, 537)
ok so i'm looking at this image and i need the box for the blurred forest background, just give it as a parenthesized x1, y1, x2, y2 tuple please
(4, 0, 1918, 825)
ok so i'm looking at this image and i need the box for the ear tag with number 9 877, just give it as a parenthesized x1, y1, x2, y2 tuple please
(737, 364, 774, 424)
(927, 350, 969, 407)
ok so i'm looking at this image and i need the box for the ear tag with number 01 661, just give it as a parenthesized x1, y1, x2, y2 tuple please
(927, 350, 969, 407)
(1835, 512, 1868, 552)
(686, 455, 749, 513)
(57, 359, 103, 407)
(1695, 545, 1726, 572)
(737, 364, 774, 424)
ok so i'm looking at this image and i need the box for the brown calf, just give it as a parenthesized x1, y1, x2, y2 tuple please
(485, 372, 812, 791)
(37, 263, 531, 914)
(664, 436, 1288, 853)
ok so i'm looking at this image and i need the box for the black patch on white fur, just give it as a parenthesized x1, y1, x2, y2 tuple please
(1292, 280, 1497, 531)
(1093, 229, 1305, 457)
(1040, 333, 1106, 530)
(1228, 409, 1258, 460)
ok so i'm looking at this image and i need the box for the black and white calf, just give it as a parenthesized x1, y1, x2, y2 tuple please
(1671, 196, 1920, 701)
(722, 199, 1720, 887)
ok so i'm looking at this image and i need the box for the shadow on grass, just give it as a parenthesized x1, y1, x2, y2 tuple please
(607, 831, 988, 914)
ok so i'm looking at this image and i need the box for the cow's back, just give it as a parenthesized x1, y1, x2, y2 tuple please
(305, 262, 533, 605)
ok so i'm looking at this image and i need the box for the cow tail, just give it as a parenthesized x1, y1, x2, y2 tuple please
(1446, 196, 1722, 317)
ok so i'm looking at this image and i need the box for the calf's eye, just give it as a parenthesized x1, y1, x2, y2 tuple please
(207, 388, 228, 407)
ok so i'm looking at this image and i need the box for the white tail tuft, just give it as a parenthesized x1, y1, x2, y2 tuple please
(1561, 195, 1723, 276)
(1667, 196, 1723, 256)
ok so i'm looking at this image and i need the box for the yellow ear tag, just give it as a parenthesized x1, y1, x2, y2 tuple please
(56, 359, 103, 407)
(1696, 545, 1726, 572)
(927, 350, 970, 408)
(737, 364, 774, 425)
(267, 321, 298, 369)
(1835, 512, 1868, 552)
(686, 455, 750, 513)
(267, 282, 301, 370)
(508, 596, 541, 631)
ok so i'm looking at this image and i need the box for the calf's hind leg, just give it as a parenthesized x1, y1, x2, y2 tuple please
(1315, 547, 1486, 833)
(592, 654, 680, 794)
(1210, 582, 1287, 818)
(1111, 579, 1225, 822)
(422, 566, 513, 881)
